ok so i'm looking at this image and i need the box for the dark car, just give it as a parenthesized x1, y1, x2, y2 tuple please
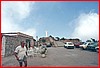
(46, 43, 52, 47)
(87, 42, 98, 52)
(95, 46, 99, 53)
(74, 42, 81, 48)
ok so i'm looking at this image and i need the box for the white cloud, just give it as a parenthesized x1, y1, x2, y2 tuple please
(2, 1, 31, 19)
(22, 28, 36, 38)
(1, 1, 36, 37)
(72, 12, 99, 41)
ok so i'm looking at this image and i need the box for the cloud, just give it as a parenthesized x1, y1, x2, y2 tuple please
(1, 1, 36, 37)
(2, 1, 31, 19)
(72, 12, 99, 41)
(22, 28, 36, 38)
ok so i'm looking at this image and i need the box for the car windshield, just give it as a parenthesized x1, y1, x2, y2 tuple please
(68, 43, 73, 45)
(92, 42, 98, 46)
(75, 42, 79, 44)
(84, 43, 87, 45)
(88, 42, 98, 46)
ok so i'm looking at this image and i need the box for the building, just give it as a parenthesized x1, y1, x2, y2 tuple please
(39, 36, 56, 47)
(1, 32, 35, 57)
(61, 38, 81, 43)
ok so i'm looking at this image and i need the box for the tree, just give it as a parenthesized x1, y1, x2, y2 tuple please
(42, 38, 46, 43)
(49, 35, 54, 40)
(55, 37, 60, 41)
(91, 38, 96, 42)
(49, 35, 53, 38)
(86, 40, 92, 42)
(60, 37, 66, 40)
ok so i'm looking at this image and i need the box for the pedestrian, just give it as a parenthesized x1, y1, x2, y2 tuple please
(14, 41, 27, 67)
(27, 46, 34, 57)
(33, 46, 39, 57)
(40, 43, 47, 58)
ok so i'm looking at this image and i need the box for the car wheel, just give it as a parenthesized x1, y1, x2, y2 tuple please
(81, 47, 85, 50)
(96, 49, 99, 53)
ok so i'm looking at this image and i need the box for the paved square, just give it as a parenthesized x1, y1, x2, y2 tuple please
(2, 47, 98, 66)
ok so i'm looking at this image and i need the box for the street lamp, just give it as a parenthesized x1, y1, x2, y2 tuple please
(36, 36, 38, 47)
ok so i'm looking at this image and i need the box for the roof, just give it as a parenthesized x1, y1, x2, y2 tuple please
(2, 32, 33, 39)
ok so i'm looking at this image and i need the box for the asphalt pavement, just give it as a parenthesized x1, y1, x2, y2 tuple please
(2, 47, 98, 66)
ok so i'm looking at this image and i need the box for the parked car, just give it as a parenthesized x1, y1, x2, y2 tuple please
(87, 42, 98, 52)
(95, 46, 99, 53)
(79, 42, 91, 50)
(74, 42, 81, 48)
(64, 42, 74, 49)
(46, 43, 52, 47)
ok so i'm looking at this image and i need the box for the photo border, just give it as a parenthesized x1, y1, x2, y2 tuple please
(0, 0, 99, 68)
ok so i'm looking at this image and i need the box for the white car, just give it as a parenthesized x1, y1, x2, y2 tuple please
(64, 42, 74, 49)
(79, 42, 91, 50)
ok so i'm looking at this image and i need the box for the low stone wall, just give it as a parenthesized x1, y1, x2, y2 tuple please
(3, 35, 34, 57)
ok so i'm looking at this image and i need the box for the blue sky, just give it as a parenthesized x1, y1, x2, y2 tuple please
(2, 2, 99, 41)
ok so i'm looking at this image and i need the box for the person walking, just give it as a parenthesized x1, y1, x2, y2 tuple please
(40, 43, 47, 58)
(14, 41, 27, 67)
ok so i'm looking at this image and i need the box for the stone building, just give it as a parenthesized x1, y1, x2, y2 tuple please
(1, 32, 35, 57)
(39, 36, 56, 47)
(61, 38, 81, 44)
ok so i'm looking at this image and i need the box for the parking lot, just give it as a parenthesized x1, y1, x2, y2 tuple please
(2, 47, 98, 66)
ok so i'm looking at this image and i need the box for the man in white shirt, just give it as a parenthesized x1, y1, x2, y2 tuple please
(14, 41, 27, 67)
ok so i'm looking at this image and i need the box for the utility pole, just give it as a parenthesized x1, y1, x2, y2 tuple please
(36, 36, 38, 47)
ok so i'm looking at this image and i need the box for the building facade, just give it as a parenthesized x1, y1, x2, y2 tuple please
(2, 32, 35, 57)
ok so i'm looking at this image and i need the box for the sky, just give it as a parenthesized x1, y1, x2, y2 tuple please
(1, 1, 99, 41)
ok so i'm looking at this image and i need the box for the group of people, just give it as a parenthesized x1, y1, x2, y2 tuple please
(14, 41, 47, 67)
